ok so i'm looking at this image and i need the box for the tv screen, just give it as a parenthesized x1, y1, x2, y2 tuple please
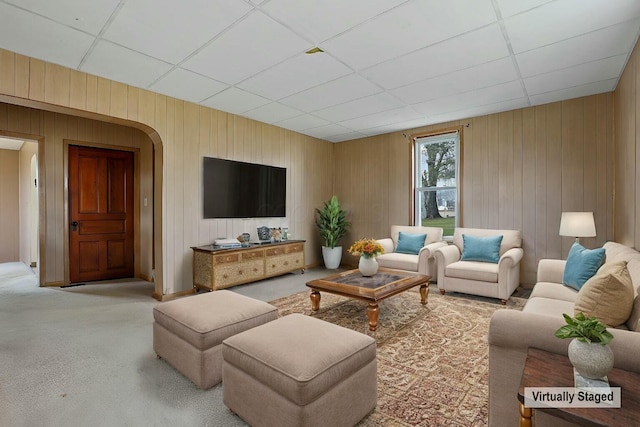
(203, 157, 286, 218)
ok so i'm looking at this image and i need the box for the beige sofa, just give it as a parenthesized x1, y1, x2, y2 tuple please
(488, 241, 640, 426)
(375, 225, 446, 278)
(434, 228, 523, 303)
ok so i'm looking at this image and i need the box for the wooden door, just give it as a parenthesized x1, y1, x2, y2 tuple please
(69, 145, 134, 283)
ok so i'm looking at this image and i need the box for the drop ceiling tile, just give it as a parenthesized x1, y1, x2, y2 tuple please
(529, 79, 617, 105)
(279, 74, 383, 112)
(275, 114, 331, 132)
(237, 53, 353, 100)
(359, 117, 431, 136)
(325, 131, 368, 143)
(504, 0, 640, 54)
(413, 81, 525, 116)
(0, 3, 95, 69)
(303, 123, 354, 139)
(524, 55, 627, 95)
(103, 0, 252, 64)
(339, 107, 421, 131)
(314, 92, 405, 122)
(81, 40, 173, 88)
(0, 137, 24, 150)
(494, 0, 553, 18)
(4, 0, 121, 35)
(262, 0, 406, 42)
(323, 0, 497, 70)
(242, 103, 303, 124)
(183, 11, 310, 85)
(149, 68, 228, 104)
(391, 57, 517, 105)
(516, 20, 640, 78)
(200, 87, 270, 114)
(361, 24, 509, 89)
(427, 97, 530, 124)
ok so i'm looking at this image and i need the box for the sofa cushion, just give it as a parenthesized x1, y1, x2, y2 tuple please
(523, 297, 575, 318)
(562, 242, 605, 290)
(395, 231, 426, 255)
(529, 282, 578, 303)
(461, 234, 503, 263)
(445, 260, 498, 283)
(377, 252, 418, 272)
(573, 261, 634, 327)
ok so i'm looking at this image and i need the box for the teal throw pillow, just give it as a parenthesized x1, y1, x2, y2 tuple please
(461, 234, 503, 263)
(563, 242, 605, 290)
(395, 232, 427, 255)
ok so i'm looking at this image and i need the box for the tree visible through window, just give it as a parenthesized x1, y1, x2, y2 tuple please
(414, 131, 459, 236)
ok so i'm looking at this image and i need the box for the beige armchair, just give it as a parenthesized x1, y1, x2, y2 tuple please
(433, 228, 523, 304)
(375, 225, 447, 278)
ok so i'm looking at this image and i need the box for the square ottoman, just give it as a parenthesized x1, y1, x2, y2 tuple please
(153, 290, 278, 389)
(222, 313, 377, 427)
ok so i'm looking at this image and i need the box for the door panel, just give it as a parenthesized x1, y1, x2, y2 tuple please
(69, 145, 134, 283)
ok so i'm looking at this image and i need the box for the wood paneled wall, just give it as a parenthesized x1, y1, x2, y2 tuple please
(335, 95, 613, 284)
(614, 38, 640, 248)
(0, 148, 19, 262)
(0, 48, 333, 296)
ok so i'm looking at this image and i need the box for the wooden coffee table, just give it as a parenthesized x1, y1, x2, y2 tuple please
(305, 268, 430, 331)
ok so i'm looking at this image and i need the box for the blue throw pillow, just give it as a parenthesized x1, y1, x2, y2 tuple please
(395, 232, 427, 255)
(563, 242, 605, 290)
(461, 234, 503, 263)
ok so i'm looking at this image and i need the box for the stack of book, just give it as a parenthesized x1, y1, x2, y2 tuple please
(214, 238, 242, 248)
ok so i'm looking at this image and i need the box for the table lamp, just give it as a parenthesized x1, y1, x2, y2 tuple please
(559, 212, 596, 243)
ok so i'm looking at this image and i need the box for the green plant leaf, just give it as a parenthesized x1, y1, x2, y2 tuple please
(554, 312, 614, 345)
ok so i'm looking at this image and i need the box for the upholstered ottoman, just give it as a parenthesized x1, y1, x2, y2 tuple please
(153, 290, 278, 389)
(222, 313, 377, 427)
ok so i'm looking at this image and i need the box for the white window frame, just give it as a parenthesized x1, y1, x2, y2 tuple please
(413, 130, 460, 235)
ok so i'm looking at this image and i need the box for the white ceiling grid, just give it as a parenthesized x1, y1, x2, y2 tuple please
(0, 0, 639, 142)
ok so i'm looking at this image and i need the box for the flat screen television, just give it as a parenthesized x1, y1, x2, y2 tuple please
(203, 157, 286, 218)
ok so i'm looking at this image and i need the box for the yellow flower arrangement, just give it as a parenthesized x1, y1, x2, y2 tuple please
(348, 238, 384, 258)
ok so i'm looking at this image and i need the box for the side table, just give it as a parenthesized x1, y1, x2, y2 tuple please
(517, 347, 640, 427)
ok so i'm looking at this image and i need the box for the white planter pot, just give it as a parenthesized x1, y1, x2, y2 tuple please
(567, 339, 614, 379)
(322, 246, 342, 269)
(358, 256, 379, 276)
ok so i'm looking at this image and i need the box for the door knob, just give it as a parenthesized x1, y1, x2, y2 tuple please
(71, 221, 79, 231)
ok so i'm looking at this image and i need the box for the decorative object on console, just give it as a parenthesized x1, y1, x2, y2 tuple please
(271, 228, 282, 242)
(316, 196, 351, 269)
(555, 312, 614, 379)
(559, 211, 596, 243)
(256, 226, 271, 242)
(349, 238, 384, 276)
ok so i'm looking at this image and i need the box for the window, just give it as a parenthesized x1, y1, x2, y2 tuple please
(414, 131, 459, 236)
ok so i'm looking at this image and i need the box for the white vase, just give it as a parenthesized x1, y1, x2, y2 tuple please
(358, 255, 379, 276)
(322, 246, 342, 269)
(567, 339, 614, 379)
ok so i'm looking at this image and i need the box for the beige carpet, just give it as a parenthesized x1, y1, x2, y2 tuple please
(270, 288, 525, 427)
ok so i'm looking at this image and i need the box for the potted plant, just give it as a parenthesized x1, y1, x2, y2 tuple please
(554, 312, 614, 379)
(315, 196, 351, 269)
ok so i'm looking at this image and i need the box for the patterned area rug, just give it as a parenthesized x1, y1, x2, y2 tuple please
(269, 286, 525, 426)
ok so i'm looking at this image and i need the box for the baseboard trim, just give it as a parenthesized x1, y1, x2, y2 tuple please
(156, 288, 196, 302)
(42, 281, 64, 287)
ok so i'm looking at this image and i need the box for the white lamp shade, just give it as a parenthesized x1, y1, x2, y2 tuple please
(559, 212, 596, 238)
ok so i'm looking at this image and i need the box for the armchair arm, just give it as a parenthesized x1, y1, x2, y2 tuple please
(417, 241, 449, 276)
(496, 248, 523, 301)
(434, 245, 461, 290)
(376, 238, 394, 255)
(537, 259, 566, 284)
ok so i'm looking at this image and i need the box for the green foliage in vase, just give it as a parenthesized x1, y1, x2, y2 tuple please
(315, 195, 350, 249)
(554, 312, 613, 345)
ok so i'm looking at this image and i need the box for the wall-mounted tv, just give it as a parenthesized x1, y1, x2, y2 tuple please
(203, 157, 286, 219)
